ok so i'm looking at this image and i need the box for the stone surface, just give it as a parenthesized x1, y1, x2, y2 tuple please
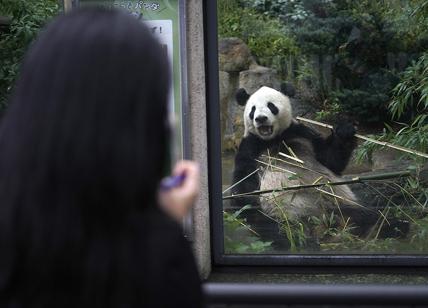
(218, 37, 252, 72)
(219, 71, 244, 151)
(372, 149, 406, 171)
(219, 70, 231, 139)
(186, 0, 211, 279)
(289, 97, 316, 117)
(239, 65, 281, 94)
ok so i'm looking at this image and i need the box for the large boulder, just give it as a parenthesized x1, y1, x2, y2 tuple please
(218, 38, 253, 72)
(239, 65, 281, 94)
(219, 71, 243, 151)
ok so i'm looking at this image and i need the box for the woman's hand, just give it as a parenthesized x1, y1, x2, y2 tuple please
(158, 160, 200, 222)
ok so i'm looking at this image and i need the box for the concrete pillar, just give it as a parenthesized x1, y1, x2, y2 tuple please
(186, 0, 211, 279)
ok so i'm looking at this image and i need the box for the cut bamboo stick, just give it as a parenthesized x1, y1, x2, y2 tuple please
(222, 170, 412, 200)
(255, 159, 297, 175)
(222, 168, 259, 194)
(296, 116, 428, 159)
(278, 152, 305, 164)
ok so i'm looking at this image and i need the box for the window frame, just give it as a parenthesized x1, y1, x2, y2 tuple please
(204, 0, 428, 267)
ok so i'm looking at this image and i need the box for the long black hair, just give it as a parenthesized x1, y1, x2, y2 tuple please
(0, 7, 172, 307)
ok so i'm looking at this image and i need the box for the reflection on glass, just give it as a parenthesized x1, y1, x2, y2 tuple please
(219, 0, 428, 254)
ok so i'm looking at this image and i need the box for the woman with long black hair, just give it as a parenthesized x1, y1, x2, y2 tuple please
(0, 7, 202, 307)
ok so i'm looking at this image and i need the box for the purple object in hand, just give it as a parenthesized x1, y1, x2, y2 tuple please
(160, 173, 186, 191)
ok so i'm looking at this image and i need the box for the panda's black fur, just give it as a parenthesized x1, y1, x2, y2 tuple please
(231, 86, 397, 249)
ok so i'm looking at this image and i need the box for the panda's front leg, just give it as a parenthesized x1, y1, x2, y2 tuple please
(231, 135, 291, 250)
(315, 122, 357, 175)
(231, 134, 263, 207)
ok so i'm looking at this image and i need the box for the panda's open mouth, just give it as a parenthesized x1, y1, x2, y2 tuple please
(257, 125, 273, 137)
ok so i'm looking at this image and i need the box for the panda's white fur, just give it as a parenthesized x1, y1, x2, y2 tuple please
(258, 136, 358, 221)
(243, 87, 292, 140)
(233, 86, 410, 245)
(242, 87, 358, 222)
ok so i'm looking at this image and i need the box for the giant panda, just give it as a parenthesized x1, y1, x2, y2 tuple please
(231, 86, 376, 249)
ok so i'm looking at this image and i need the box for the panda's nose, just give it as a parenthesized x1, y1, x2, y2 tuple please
(255, 116, 268, 124)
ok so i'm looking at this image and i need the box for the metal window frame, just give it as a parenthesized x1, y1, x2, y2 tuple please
(203, 282, 428, 306)
(204, 0, 428, 267)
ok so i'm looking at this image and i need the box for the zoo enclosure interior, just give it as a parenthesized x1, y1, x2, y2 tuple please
(206, 0, 428, 266)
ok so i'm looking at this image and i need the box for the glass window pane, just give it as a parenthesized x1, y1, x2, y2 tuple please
(219, 0, 428, 255)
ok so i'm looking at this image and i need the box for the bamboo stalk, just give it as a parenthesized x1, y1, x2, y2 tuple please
(315, 188, 365, 208)
(222, 168, 259, 194)
(260, 155, 324, 176)
(223, 210, 260, 236)
(282, 141, 300, 161)
(222, 170, 412, 200)
(255, 159, 297, 175)
(278, 152, 305, 164)
(296, 116, 428, 159)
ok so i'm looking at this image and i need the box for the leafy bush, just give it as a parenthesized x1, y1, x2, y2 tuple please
(244, 0, 428, 122)
(334, 71, 399, 123)
(353, 52, 428, 251)
(251, 0, 336, 22)
(315, 97, 341, 122)
(0, 0, 59, 112)
(218, 0, 298, 77)
(390, 53, 428, 121)
(223, 205, 273, 253)
(361, 52, 428, 159)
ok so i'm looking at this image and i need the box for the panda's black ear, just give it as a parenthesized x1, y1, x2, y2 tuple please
(280, 82, 295, 98)
(235, 88, 250, 106)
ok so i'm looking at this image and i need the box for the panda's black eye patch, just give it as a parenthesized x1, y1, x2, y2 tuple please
(249, 106, 255, 120)
(267, 102, 279, 115)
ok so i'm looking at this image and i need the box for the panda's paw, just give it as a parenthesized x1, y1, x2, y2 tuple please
(334, 122, 356, 140)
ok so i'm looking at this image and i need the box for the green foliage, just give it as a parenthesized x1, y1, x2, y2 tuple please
(354, 134, 384, 165)
(251, 0, 336, 22)
(218, 0, 298, 77)
(308, 200, 428, 253)
(329, 0, 427, 121)
(279, 216, 307, 252)
(334, 84, 396, 124)
(223, 205, 273, 254)
(356, 52, 428, 164)
(0, 0, 59, 111)
(409, 216, 428, 252)
(243, 0, 428, 122)
(309, 213, 363, 251)
(293, 16, 353, 55)
(352, 52, 428, 254)
(315, 97, 341, 122)
(335, 89, 388, 123)
(387, 121, 428, 158)
(390, 53, 428, 120)
(306, 185, 427, 251)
